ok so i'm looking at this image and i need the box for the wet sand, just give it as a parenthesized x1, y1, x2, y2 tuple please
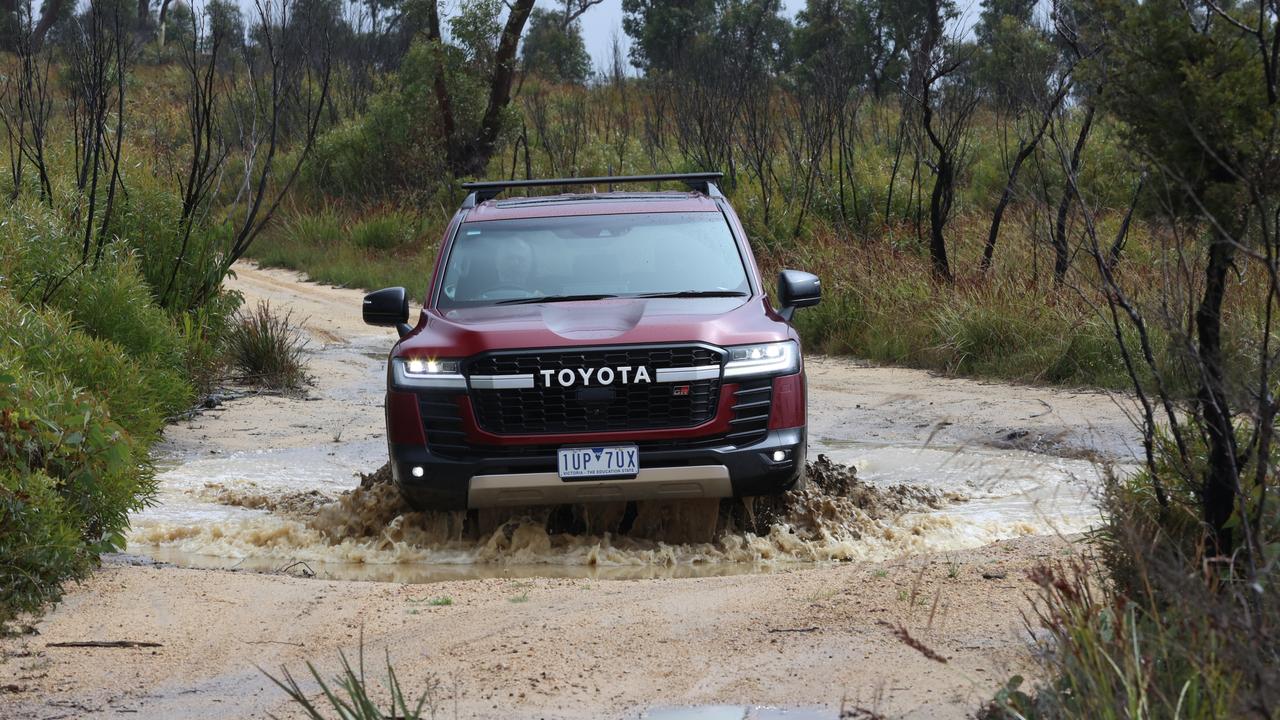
(1, 535, 1073, 719)
(0, 263, 1140, 719)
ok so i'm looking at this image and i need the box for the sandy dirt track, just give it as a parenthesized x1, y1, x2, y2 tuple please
(0, 263, 1138, 719)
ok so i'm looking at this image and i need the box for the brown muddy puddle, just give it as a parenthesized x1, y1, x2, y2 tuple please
(127, 434, 1117, 584)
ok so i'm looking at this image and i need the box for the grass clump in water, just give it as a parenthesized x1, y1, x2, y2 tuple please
(226, 300, 310, 390)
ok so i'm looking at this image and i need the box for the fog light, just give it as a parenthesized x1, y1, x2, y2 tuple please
(772, 450, 786, 462)
(411, 465, 425, 478)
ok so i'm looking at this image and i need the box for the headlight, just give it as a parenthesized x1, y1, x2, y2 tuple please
(723, 340, 799, 379)
(392, 356, 466, 390)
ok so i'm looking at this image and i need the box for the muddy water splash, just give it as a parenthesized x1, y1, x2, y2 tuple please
(130, 456, 981, 576)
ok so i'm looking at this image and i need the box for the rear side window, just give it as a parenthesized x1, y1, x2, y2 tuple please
(437, 212, 750, 308)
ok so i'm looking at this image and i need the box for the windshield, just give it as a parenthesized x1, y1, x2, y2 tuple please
(436, 212, 751, 308)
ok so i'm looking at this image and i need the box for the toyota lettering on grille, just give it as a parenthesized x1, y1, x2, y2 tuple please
(538, 366, 652, 387)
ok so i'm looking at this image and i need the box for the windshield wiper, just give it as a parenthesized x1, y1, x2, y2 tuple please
(496, 293, 620, 305)
(633, 290, 748, 299)
(496, 290, 746, 305)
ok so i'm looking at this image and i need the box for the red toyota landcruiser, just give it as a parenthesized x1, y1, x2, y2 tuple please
(362, 173, 821, 511)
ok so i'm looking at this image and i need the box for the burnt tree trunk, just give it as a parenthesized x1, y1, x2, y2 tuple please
(1198, 221, 1241, 554)
(458, 0, 535, 176)
(31, 0, 64, 50)
(982, 84, 1069, 273)
(983, 136, 1039, 273)
(927, 145, 954, 282)
(136, 0, 150, 31)
(1052, 103, 1095, 285)
(424, 0, 456, 162)
(1107, 176, 1144, 268)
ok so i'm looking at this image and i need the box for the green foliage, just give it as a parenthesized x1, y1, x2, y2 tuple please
(0, 365, 151, 547)
(0, 199, 219, 625)
(226, 300, 310, 390)
(248, 206, 442, 299)
(304, 40, 473, 200)
(57, 249, 185, 367)
(0, 290, 189, 442)
(265, 642, 449, 720)
(180, 291, 243, 396)
(520, 8, 591, 85)
(205, 0, 246, 48)
(0, 362, 156, 626)
(283, 206, 346, 247)
(0, 469, 83, 627)
(109, 185, 224, 312)
(982, 426, 1280, 718)
(350, 210, 423, 251)
(792, 0, 878, 91)
(971, 1, 1056, 110)
(1096, 0, 1277, 216)
(447, 0, 504, 67)
(622, 0, 717, 71)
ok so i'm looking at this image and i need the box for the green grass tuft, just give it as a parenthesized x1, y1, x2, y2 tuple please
(226, 300, 311, 391)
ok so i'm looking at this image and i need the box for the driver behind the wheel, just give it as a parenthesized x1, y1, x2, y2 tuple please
(496, 237, 535, 290)
(453, 235, 537, 300)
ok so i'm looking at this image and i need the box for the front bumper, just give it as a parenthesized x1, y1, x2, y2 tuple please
(390, 427, 805, 510)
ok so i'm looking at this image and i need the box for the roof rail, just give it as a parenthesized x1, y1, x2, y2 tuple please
(459, 172, 724, 207)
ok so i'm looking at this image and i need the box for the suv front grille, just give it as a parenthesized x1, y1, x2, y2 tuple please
(418, 378, 775, 463)
(465, 345, 724, 435)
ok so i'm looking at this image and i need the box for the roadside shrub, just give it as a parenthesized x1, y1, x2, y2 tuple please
(284, 207, 346, 248)
(350, 211, 422, 251)
(931, 300, 1060, 377)
(0, 469, 84, 626)
(0, 361, 155, 626)
(0, 364, 153, 546)
(180, 291, 243, 396)
(226, 300, 311, 390)
(0, 202, 209, 405)
(981, 446, 1279, 719)
(0, 201, 78, 299)
(980, 559, 1255, 719)
(55, 249, 186, 366)
(0, 294, 189, 440)
(0, 201, 193, 626)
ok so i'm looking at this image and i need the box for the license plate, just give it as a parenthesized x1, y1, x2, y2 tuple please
(557, 445, 639, 479)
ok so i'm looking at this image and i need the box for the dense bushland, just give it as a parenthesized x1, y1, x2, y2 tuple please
(0, 0, 328, 624)
(0, 212, 194, 624)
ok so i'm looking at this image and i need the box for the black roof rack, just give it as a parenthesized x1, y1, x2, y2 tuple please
(460, 172, 723, 207)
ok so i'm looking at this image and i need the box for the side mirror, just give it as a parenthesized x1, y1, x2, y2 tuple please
(777, 269, 820, 322)
(363, 287, 412, 338)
